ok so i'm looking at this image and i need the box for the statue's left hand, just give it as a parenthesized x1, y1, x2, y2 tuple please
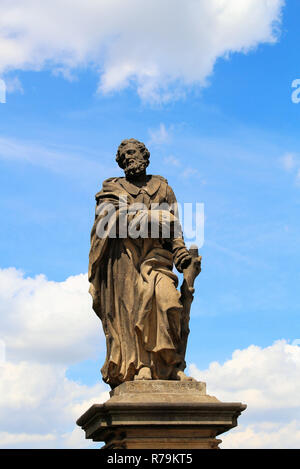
(175, 251, 192, 273)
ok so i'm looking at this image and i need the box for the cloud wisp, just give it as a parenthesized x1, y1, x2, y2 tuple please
(281, 152, 300, 185)
(0, 135, 115, 185)
(148, 123, 170, 145)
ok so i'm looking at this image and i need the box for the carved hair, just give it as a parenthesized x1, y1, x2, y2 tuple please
(116, 138, 150, 169)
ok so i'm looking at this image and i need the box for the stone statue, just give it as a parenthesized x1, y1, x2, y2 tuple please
(88, 138, 201, 389)
(78, 141, 246, 449)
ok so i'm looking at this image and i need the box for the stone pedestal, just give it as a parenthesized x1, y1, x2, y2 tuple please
(76, 381, 246, 449)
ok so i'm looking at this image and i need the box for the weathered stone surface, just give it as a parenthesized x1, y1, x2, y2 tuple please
(77, 380, 247, 449)
(108, 380, 214, 403)
(111, 379, 206, 395)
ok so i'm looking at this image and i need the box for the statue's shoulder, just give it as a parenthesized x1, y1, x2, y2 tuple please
(95, 177, 122, 200)
(100, 176, 124, 190)
(151, 175, 168, 185)
(103, 176, 121, 184)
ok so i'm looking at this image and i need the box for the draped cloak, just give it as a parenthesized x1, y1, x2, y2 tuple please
(88, 175, 187, 388)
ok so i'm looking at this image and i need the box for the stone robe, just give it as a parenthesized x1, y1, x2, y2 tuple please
(89, 175, 188, 388)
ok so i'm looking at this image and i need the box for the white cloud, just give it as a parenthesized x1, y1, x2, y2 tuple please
(182, 167, 201, 179)
(164, 155, 181, 167)
(0, 360, 109, 448)
(189, 340, 300, 448)
(281, 152, 300, 186)
(0, 432, 56, 446)
(0, 267, 110, 448)
(0, 0, 284, 102)
(281, 152, 297, 171)
(1, 268, 299, 448)
(2, 338, 299, 449)
(222, 421, 300, 449)
(148, 123, 170, 145)
(0, 268, 103, 364)
(4, 76, 23, 94)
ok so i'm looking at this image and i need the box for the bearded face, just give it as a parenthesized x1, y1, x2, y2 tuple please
(124, 157, 148, 178)
(119, 143, 149, 178)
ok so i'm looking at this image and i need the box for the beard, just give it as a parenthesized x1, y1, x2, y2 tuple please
(124, 159, 148, 178)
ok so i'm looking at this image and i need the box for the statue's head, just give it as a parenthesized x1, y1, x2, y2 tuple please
(116, 138, 150, 178)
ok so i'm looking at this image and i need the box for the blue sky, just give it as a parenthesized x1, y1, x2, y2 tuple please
(0, 0, 300, 449)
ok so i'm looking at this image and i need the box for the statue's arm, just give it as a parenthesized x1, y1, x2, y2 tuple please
(166, 185, 192, 273)
(88, 178, 121, 282)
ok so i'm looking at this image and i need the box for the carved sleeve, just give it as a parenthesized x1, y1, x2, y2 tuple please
(166, 185, 191, 272)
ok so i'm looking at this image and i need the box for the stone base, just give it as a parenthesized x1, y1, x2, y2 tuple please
(76, 381, 246, 449)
